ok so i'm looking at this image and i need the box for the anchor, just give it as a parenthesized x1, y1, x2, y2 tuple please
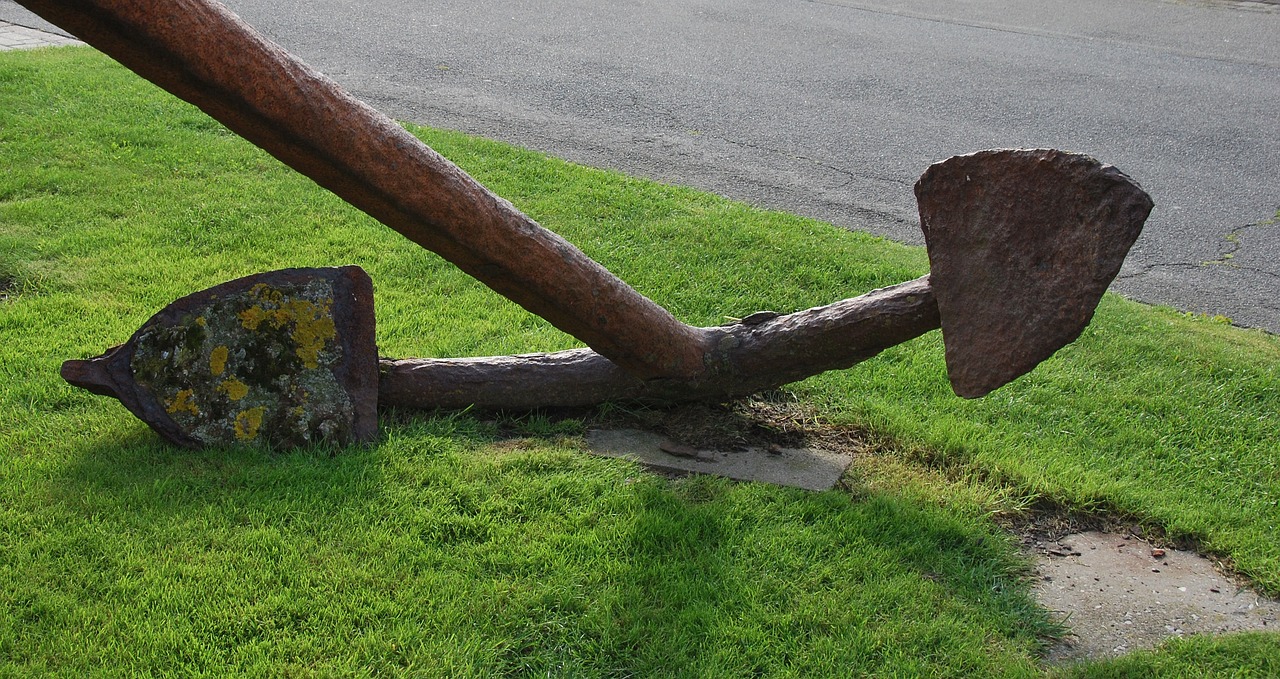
(23, 0, 1152, 448)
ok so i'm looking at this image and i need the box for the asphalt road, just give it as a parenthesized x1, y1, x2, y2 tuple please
(7, 0, 1279, 331)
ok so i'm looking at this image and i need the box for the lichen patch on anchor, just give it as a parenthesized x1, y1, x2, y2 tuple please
(237, 283, 337, 369)
(209, 345, 229, 376)
(130, 277, 354, 448)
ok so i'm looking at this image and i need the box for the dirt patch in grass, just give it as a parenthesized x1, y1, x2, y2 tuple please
(0, 275, 14, 302)
(591, 392, 876, 457)
(997, 500, 1278, 664)
(578, 394, 873, 487)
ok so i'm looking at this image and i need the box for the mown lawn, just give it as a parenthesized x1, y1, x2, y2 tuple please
(1, 47, 1278, 677)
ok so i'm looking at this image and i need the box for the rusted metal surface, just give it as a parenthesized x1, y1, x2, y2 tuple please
(59, 148, 1154, 441)
(915, 149, 1153, 398)
(380, 276, 941, 410)
(17, 0, 710, 381)
(62, 267, 378, 448)
(62, 269, 938, 441)
(29, 3, 1157, 445)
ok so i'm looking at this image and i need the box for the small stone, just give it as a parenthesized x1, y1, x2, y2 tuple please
(659, 439, 703, 459)
(1151, 548, 1167, 558)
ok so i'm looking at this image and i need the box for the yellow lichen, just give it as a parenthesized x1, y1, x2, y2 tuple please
(236, 285, 336, 370)
(166, 389, 199, 416)
(238, 285, 282, 329)
(285, 298, 336, 369)
(209, 345, 229, 376)
(234, 407, 265, 441)
(238, 304, 271, 331)
(219, 378, 249, 402)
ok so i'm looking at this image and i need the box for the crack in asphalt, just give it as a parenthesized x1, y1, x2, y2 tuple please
(613, 90, 914, 197)
(1116, 261, 1205, 281)
(1121, 209, 1280, 286)
(1118, 260, 1280, 283)
(626, 91, 685, 131)
(1198, 210, 1280, 275)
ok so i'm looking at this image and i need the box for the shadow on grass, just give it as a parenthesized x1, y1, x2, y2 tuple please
(600, 479, 1056, 676)
(53, 424, 386, 520)
(16, 414, 1053, 676)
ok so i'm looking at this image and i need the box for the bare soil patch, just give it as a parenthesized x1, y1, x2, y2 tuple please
(592, 395, 873, 456)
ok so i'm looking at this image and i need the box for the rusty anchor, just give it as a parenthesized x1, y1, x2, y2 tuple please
(24, 0, 1153, 448)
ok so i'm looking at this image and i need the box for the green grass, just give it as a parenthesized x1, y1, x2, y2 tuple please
(2, 47, 1278, 675)
(1051, 632, 1280, 678)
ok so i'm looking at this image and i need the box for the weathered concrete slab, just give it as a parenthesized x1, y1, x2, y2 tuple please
(0, 19, 83, 49)
(585, 428, 853, 491)
(1033, 531, 1280, 662)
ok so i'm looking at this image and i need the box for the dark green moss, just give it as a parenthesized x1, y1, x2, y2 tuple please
(236, 320, 305, 390)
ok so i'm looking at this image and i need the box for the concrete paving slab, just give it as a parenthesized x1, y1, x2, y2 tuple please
(1033, 531, 1280, 661)
(0, 19, 83, 50)
(585, 428, 853, 492)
